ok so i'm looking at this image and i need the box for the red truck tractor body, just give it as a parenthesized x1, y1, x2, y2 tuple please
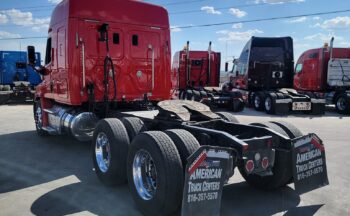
(26, 1, 329, 215)
(171, 43, 244, 112)
(36, 0, 172, 107)
(172, 49, 221, 91)
(294, 39, 350, 114)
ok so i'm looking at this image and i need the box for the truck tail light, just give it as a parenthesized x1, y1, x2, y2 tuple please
(262, 157, 269, 169)
(245, 160, 254, 173)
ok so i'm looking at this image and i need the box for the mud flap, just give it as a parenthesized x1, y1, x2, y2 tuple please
(274, 99, 291, 115)
(181, 146, 232, 216)
(292, 134, 329, 194)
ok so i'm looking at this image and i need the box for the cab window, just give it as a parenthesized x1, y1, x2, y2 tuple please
(295, 63, 303, 73)
(45, 38, 52, 65)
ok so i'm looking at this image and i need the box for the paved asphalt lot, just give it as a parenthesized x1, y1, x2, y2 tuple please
(0, 104, 349, 216)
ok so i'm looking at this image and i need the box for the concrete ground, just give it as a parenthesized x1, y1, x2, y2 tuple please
(0, 104, 349, 216)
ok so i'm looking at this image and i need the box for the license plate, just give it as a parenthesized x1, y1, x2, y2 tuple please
(292, 102, 311, 111)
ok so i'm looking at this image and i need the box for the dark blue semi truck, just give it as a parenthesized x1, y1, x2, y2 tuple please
(0, 51, 42, 104)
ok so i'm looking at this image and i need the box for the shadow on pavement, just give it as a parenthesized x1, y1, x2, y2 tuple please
(30, 182, 141, 216)
(221, 182, 303, 216)
(0, 131, 90, 194)
(0, 130, 323, 216)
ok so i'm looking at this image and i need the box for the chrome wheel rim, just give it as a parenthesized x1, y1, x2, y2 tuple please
(133, 149, 157, 200)
(95, 132, 111, 173)
(265, 97, 272, 111)
(254, 95, 261, 108)
(337, 97, 346, 111)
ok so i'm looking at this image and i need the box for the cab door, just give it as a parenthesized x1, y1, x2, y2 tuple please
(128, 30, 161, 96)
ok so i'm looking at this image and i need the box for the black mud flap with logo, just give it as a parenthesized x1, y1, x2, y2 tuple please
(292, 133, 329, 194)
(181, 146, 232, 216)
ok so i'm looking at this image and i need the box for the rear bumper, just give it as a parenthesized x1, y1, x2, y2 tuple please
(274, 98, 325, 115)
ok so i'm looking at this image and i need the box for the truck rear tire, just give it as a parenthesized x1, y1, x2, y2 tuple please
(216, 112, 239, 123)
(165, 129, 200, 168)
(335, 93, 350, 114)
(200, 90, 207, 98)
(186, 90, 193, 100)
(253, 92, 265, 111)
(92, 118, 130, 186)
(238, 122, 293, 189)
(270, 121, 303, 138)
(33, 100, 48, 136)
(264, 94, 276, 114)
(122, 117, 146, 141)
(127, 131, 183, 216)
(250, 122, 288, 137)
(192, 90, 201, 101)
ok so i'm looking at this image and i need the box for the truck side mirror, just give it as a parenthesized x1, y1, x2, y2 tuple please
(236, 70, 239, 77)
(225, 62, 229, 72)
(27, 46, 36, 66)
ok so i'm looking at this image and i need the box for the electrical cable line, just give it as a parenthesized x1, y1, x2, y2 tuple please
(171, 9, 350, 29)
(0, 36, 47, 40)
(0, 8, 349, 40)
(170, 2, 270, 15)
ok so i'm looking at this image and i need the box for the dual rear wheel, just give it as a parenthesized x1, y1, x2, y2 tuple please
(92, 118, 200, 216)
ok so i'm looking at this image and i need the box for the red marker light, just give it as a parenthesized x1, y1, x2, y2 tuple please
(245, 160, 254, 173)
(266, 139, 273, 147)
(262, 157, 269, 169)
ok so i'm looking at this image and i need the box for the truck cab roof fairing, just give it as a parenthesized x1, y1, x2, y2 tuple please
(50, 0, 169, 29)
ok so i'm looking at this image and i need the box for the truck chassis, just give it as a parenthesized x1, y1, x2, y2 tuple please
(34, 99, 329, 216)
(247, 88, 325, 115)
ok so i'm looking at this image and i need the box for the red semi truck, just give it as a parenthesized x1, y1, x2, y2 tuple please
(172, 42, 244, 112)
(226, 36, 325, 115)
(294, 37, 350, 114)
(27, 1, 329, 215)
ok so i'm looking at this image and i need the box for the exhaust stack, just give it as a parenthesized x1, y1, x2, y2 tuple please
(329, 37, 334, 61)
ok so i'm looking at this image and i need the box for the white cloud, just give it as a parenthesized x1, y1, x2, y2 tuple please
(232, 23, 243, 29)
(294, 43, 311, 49)
(171, 26, 182, 33)
(255, 0, 305, 4)
(201, 6, 222, 15)
(216, 30, 229, 34)
(317, 16, 350, 29)
(339, 41, 350, 46)
(288, 16, 307, 23)
(2, 9, 50, 27)
(0, 31, 20, 39)
(48, 0, 63, 4)
(313, 16, 321, 20)
(228, 8, 247, 18)
(32, 24, 50, 32)
(0, 13, 8, 24)
(218, 29, 263, 42)
(304, 33, 343, 42)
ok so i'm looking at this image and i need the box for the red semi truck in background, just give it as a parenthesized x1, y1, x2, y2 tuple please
(294, 37, 350, 114)
(172, 41, 244, 112)
(227, 36, 325, 115)
(26, 0, 329, 215)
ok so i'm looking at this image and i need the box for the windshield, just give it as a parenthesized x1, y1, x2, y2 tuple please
(250, 47, 284, 62)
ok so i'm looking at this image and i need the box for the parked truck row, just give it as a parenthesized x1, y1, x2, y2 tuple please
(224, 36, 350, 115)
(24, 0, 329, 216)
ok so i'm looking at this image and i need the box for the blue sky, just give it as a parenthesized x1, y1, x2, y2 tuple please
(0, 0, 349, 67)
